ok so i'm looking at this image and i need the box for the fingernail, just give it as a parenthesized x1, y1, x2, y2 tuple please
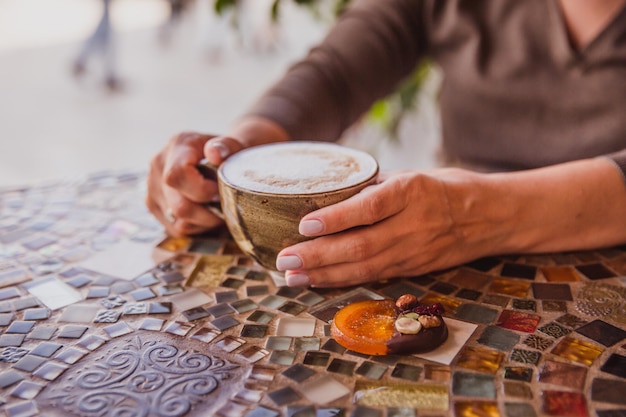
(286, 272, 310, 287)
(276, 255, 303, 271)
(299, 219, 324, 235)
(209, 142, 230, 159)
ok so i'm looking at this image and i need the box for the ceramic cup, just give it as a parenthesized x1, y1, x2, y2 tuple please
(198, 141, 379, 271)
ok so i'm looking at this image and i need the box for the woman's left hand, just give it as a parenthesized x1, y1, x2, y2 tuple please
(275, 169, 485, 287)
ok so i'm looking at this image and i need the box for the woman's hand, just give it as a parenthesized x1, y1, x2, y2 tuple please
(145, 131, 243, 237)
(275, 169, 489, 287)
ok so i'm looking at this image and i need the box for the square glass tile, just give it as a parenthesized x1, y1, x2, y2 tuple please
(22, 276, 82, 310)
(86, 286, 110, 299)
(500, 262, 536, 280)
(591, 378, 626, 405)
(282, 363, 316, 382)
(210, 316, 239, 331)
(269, 350, 296, 366)
(247, 310, 275, 324)
(456, 346, 503, 374)
(575, 319, 626, 347)
(13, 355, 46, 372)
(206, 303, 236, 318)
(502, 381, 533, 399)
(538, 359, 587, 390)
(541, 390, 588, 416)
(276, 286, 305, 299)
(102, 321, 133, 338)
(540, 266, 579, 282)
(504, 367, 533, 382)
(268, 386, 301, 406)
(531, 283, 573, 301)
(182, 307, 209, 321)
(296, 291, 325, 306)
(240, 324, 267, 338)
(0, 334, 26, 347)
(259, 295, 288, 310)
(575, 263, 617, 280)
(600, 353, 626, 378)
(230, 299, 258, 313)
(551, 337, 603, 366)
(452, 371, 496, 398)
(477, 326, 520, 351)
(355, 361, 387, 380)
(390, 363, 422, 381)
(214, 336, 245, 352)
(129, 287, 155, 301)
(327, 358, 357, 376)
(246, 285, 269, 297)
(6, 321, 35, 334)
(139, 318, 164, 331)
(276, 317, 316, 337)
(278, 301, 308, 316)
(214, 290, 238, 303)
(30, 342, 63, 357)
(22, 308, 49, 321)
(266, 336, 292, 351)
(168, 289, 212, 311)
(303, 351, 330, 367)
(488, 278, 530, 297)
(189, 327, 220, 343)
(58, 304, 100, 323)
(496, 310, 540, 333)
(32, 362, 68, 380)
(294, 337, 320, 351)
(237, 345, 268, 363)
(455, 303, 499, 324)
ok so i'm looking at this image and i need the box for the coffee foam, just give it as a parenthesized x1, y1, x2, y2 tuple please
(220, 142, 378, 194)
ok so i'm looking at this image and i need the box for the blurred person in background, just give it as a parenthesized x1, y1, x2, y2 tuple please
(72, 0, 122, 91)
(146, 0, 626, 288)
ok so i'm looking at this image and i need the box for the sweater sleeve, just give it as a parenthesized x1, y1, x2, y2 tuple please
(244, 0, 428, 142)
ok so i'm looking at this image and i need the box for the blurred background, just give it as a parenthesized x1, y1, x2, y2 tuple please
(0, 0, 440, 189)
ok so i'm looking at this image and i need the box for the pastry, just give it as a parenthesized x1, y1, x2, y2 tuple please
(330, 294, 448, 355)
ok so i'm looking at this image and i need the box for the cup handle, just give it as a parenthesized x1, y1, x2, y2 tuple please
(196, 158, 224, 220)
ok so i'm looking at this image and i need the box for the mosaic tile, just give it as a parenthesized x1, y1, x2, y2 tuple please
(0, 287, 21, 301)
(0, 334, 25, 347)
(454, 303, 499, 324)
(94, 309, 122, 323)
(328, 358, 357, 376)
(541, 390, 588, 417)
(504, 402, 536, 417)
(322, 338, 347, 354)
(409, 275, 435, 287)
(510, 349, 541, 365)
(259, 295, 289, 310)
(278, 301, 308, 316)
(523, 334, 553, 351)
(86, 286, 110, 299)
(538, 322, 571, 339)
(0, 312, 14, 326)
(452, 371, 496, 398)
(129, 287, 155, 301)
(55, 347, 87, 364)
(511, 299, 536, 311)
(595, 410, 626, 417)
(206, 303, 237, 318)
(168, 288, 212, 311)
(231, 299, 259, 314)
(0, 347, 29, 363)
(134, 272, 159, 287)
(591, 378, 626, 406)
(355, 380, 449, 411)
(576, 319, 626, 347)
(269, 350, 296, 365)
(13, 355, 46, 372)
(601, 353, 626, 378)
(76, 334, 107, 350)
(391, 363, 422, 381)
(148, 301, 172, 314)
(501, 262, 536, 280)
(30, 342, 63, 357)
(13, 296, 41, 311)
(294, 337, 320, 351)
(542, 300, 567, 312)
(123, 302, 148, 315)
(215, 290, 239, 303)
(247, 310, 275, 324)
(65, 274, 92, 288)
(419, 292, 461, 314)
(455, 289, 482, 301)
(538, 359, 587, 390)
(300, 375, 351, 404)
(102, 321, 133, 338)
(211, 316, 239, 331)
(466, 257, 501, 272)
(430, 282, 458, 295)
(497, 310, 540, 333)
(286, 405, 316, 417)
(375, 282, 423, 301)
(22, 307, 49, 320)
(268, 386, 301, 406)
(237, 345, 269, 363)
(551, 337, 603, 366)
(0, 369, 24, 388)
(455, 346, 504, 374)
(424, 364, 451, 382)
(481, 294, 510, 307)
(303, 351, 331, 367)
(296, 291, 326, 306)
(182, 306, 210, 321)
(276, 317, 316, 337)
(576, 283, 626, 323)
(488, 278, 530, 297)
(38, 332, 251, 416)
(240, 324, 267, 338)
(575, 263, 617, 280)
(540, 266, 579, 282)
(6, 321, 35, 334)
(159, 271, 185, 284)
(555, 313, 587, 329)
(164, 321, 194, 336)
(32, 362, 68, 381)
(190, 327, 220, 343)
(532, 283, 573, 301)
(283, 363, 316, 382)
(502, 381, 532, 399)
(221, 277, 245, 289)
(355, 361, 387, 380)
(214, 335, 246, 352)
(58, 304, 99, 323)
(266, 336, 292, 351)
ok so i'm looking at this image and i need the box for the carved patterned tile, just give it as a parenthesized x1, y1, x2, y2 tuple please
(523, 334, 553, 351)
(538, 322, 572, 339)
(36, 333, 250, 416)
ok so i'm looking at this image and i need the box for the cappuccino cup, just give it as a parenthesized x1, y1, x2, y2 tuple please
(198, 141, 379, 271)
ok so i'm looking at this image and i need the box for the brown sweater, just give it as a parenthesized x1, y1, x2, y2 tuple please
(247, 0, 626, 175)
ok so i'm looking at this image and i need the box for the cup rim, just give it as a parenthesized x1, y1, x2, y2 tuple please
(217, 142, 379, 196)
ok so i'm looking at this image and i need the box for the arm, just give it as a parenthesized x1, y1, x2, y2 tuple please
(277, 156, 626, 287)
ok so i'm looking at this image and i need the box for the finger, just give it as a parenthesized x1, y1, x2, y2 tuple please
(204, 136, 246, 166)
(277, 218, 397, 272)
(298, 177, 407, 237)
(163, 134, 219, 203)
(163, 186, 223, 228)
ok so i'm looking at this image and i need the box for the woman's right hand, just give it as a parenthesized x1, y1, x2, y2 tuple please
(145, 131, 244, 237)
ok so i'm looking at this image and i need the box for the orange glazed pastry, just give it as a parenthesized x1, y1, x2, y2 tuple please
(330, 295, 448, 355)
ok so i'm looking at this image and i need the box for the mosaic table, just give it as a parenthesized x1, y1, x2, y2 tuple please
(0, 171, 625, 417)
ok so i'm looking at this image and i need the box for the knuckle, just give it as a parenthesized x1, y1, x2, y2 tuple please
(168, 199, 191, 219)
(352, 262, 378, 282)
(345, 235, 371, 261)
(361, 193, 386, 224)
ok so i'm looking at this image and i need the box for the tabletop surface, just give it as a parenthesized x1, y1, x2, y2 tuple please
(0, 172, 625, 417)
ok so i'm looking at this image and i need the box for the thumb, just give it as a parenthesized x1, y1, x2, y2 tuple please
(203, 136, 245, 166)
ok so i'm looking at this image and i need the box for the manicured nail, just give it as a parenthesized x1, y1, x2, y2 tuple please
(299, 219, 324, 235)
(276, 255, 303, 271)
(286, 272, 310, 287)
(209, 141, 230, 159)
